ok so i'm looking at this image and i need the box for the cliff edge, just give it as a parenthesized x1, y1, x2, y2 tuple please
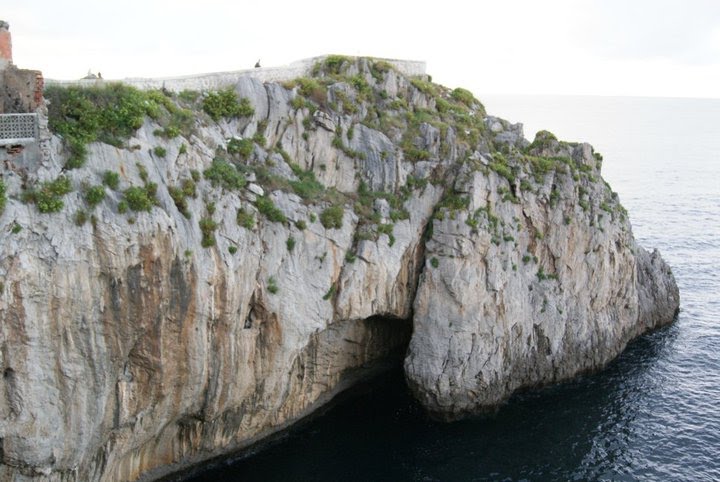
(0, 56, 678, 481)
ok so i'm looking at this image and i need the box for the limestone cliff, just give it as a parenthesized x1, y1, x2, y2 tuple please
(0, 56, 678, 481)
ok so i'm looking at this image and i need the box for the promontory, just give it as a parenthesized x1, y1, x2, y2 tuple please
(0, 53, 679, 481)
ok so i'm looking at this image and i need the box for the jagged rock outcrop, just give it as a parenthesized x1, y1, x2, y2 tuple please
(404, 141, 679, 418)
(0, 56, 678, 481)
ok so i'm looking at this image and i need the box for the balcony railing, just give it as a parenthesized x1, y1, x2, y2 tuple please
(0, 113, 38, 145)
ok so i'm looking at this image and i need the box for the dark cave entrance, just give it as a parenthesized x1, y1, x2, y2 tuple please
(162, 315, 415, 482)
(294, 314, 414, 400)
(336, 314, 413, 390)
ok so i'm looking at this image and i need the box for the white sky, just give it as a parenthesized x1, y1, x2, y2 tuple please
(4, 0, 720, 98)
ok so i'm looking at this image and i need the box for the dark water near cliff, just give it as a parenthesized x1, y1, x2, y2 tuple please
(187, 96, 720, 481)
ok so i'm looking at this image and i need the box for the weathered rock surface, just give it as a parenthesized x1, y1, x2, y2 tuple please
(0, 57, 678, 481)
(404, 150, 679, 418)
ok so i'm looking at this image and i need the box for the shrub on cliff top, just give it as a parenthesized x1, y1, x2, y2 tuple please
(450, 87, 478, 107)
(527, 130, 559, 152)
(321, 55, 351, 75)
(202, 89, 254, 121)
(286, 77, 327, 106)
(410, 78, 438, 97)
(370, 60, 393, 81)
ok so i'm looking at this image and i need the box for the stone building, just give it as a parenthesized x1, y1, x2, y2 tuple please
(0, 20, 44, 160)
(0, 20, 44, 115)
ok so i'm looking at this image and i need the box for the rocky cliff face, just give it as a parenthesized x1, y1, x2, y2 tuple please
(0, 57, 678, 481)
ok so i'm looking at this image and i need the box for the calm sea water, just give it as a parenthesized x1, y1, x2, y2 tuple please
(186, 96, 720, 481)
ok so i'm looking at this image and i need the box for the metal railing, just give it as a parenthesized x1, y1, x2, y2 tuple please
(0, 113, 38, 145)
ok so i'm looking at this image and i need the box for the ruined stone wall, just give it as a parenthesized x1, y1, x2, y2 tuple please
(0, 66, 43, 113)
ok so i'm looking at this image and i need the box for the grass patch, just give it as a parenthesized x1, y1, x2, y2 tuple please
(23, 176, 73, 213)
(402, 144, 431, 162)
(199, 217, 218, 247)
(527, 130, 558, 152)
(321, 55, 351, 75)
(204, 158, 246, 190)
(410, 78, 438, 96)
(489, 156, 515, 183)
(435, 190, 469, 220)
(267, 276, 279, 294)
(84, 185, 105, 207)
(322, 283, 337, 300)
(450, 87, 477, 107)
(0, 179, 5, 215)
(256, 196, 286, 223)
(74, 209, 88, 226)
(237, 207, 255, 229)
(320, 205, 344, 229)
(289, 163, 324, 201)
(168, 185, 192, 218)
(102, 171, 120, 190)
(287, 77, 328, 105)
(349, 75, 372, 99)
(123, 186, 155, 212)
(227, 137, 254, 158)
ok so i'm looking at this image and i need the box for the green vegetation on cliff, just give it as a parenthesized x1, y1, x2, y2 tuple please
(202, 88, 254, 120)
(0, 178, 6, 215)
(23, 176, 73, 213)
(37, 55, 622, 248)
(45, 84, 193, 169)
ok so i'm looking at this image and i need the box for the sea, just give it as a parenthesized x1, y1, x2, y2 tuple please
(185, 96, 720, 481)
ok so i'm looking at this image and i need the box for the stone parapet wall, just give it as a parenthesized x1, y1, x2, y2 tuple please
(45, 55, 427, 92)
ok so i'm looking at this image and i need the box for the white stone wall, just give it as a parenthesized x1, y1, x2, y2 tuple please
(44, 55, 426, 92)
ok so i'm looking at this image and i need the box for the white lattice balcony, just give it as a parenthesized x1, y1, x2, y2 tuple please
(0, 113, 38, 145)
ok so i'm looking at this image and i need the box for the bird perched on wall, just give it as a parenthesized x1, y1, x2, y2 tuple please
(255, 59, 261, 68)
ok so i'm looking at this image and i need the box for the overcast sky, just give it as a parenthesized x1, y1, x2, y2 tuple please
(4, 0, 720, 98)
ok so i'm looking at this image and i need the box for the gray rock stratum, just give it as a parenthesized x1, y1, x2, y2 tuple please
(0, 57, 678, 481)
